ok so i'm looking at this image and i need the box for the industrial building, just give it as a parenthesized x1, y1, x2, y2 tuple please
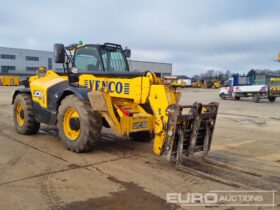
(0, 47, 62, 75)
(0, 46, 172, 79)
(128, 60, 172, 77)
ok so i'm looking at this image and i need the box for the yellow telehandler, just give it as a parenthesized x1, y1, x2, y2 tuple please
(0, 75, 20, 86)
(212, 80, 222, 89)
(12, 42, 218, 164)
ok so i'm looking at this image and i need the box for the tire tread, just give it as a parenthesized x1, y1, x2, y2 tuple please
(57, 95, 102, 152)
(13, 93, 40, 135)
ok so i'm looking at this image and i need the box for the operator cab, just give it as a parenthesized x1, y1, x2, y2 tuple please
(54, 42, 131, 74)
(222, 78, 233, 87)
(74, 43, 130, 73)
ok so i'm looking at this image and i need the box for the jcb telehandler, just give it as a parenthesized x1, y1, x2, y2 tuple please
(12, 42, 218, 164)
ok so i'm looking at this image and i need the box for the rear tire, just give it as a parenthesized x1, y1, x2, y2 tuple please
(234, 96, 240, 100)
(253, 93, 260, 103)
(268, 96, 276, 103)
(13, 93, 40, 134)
(57, 95, 102, 152)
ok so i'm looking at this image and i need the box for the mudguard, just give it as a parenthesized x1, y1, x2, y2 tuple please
(53, 86, 91, 111)
(11, 88, 31, 104)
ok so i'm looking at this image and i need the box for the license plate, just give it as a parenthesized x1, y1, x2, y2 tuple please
(133, 121, 147, 129)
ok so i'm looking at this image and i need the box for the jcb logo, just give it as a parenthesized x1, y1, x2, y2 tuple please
(33, 90, 43, 99)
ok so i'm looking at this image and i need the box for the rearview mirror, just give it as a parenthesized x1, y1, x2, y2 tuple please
(123, 48, 131, 58)
(54, 43, 65, 63)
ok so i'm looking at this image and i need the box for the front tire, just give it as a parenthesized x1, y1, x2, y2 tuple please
(13, 93, 40, 134)
(219, 93, 226, 100)
(253, 93, 260, 103)
(57, 95, 102, 152)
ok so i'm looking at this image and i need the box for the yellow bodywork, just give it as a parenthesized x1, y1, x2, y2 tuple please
(270, 77, 280, 92)
(29, 70, 178, 155)
(30, 71, 67, 108)
(212, 81, 222, 89)
(148, 85, 177, 154)
(0, 75, 20, 86)
(85, 71, 178, 155)
(172, 80, 187, 88)
(79, 73, 159, 104)
(271, 77, 280, 81)
(192, 81, 202, 88)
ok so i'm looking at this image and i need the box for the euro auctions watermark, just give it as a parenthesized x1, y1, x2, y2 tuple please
(166, 190, 277, 207)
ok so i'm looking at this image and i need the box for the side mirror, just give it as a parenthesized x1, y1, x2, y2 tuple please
(69, 73, 79, 83)
(123, 48, 131, 58)
(54, 43, 65, 63)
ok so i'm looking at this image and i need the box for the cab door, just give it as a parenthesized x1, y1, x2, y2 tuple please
(220, 79, 233, 95)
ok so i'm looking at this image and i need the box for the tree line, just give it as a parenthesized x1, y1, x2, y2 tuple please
(192, 69, 280, 81)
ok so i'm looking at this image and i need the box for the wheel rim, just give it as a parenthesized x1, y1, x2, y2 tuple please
(16, 103, 24, 127)
(63, 107, 80, 141)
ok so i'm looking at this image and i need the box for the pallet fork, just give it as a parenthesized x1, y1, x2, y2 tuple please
(162, 102, 219, 166)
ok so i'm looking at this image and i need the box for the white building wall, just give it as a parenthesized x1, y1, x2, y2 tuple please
(128, 60, 172, 77)
(0, 47, 62, 74)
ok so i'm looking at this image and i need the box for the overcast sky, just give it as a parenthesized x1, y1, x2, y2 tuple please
(1, 0, 280, 76)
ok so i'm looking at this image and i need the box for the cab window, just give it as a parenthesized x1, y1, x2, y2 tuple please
(224, 80, 232, 87)
(75, 46, 102, 72)
(100, 48, 128, 72)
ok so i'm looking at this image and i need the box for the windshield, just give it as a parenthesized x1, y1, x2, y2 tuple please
(223, 79, 232, 87)
(74, 45, 128, 73)
(74, 46, 102, 72)
(100, 47, 128, 72)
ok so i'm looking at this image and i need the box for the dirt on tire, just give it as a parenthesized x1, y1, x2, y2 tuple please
(13, 93, 40, 134)
(57, 95, 102, 152)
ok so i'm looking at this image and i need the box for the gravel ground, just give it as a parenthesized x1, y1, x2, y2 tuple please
(0, 86, 279, 210)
